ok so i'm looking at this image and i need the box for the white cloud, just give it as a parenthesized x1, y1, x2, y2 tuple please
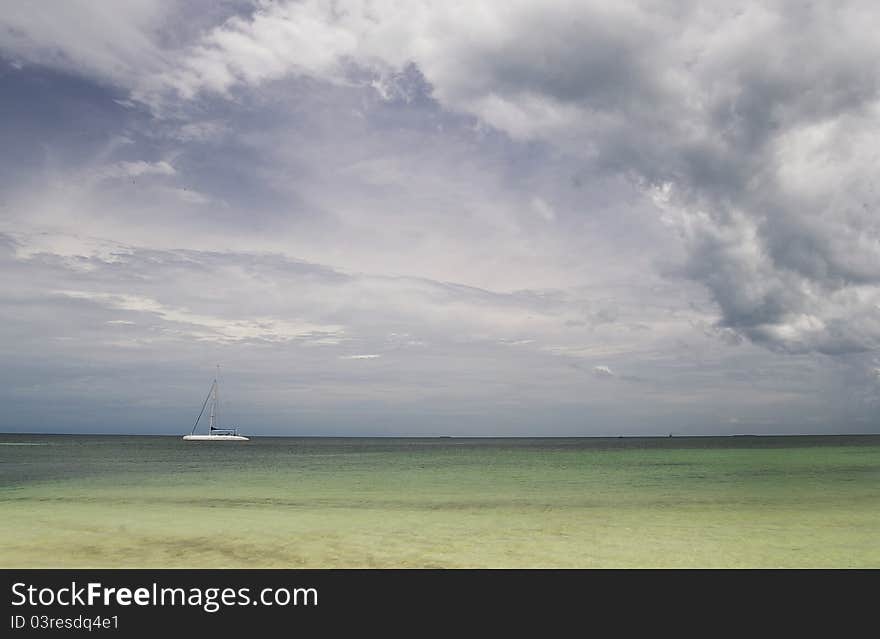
(54, 290, 345, 344)
(164, 187, 213, 205)
(0, 0, 171, 83)
(93, 161, 175, 181)
(592, 365, 615, 378)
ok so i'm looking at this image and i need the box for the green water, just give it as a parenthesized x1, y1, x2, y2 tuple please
(1, 434, 878, 567)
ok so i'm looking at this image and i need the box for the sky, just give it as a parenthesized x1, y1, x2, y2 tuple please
(1, 0, 879, 436)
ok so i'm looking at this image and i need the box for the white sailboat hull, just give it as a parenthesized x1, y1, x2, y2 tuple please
(182, 434, 249, 441)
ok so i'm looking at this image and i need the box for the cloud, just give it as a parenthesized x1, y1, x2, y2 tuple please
(53, 289, 346, 344)
(118, 0, 880, 356)
(93, 160, 175, 181)
(2, 2, 880, 434)
(0, 0, 171, 83)
(163, 187, 214, 205)
(340, 354, 381, 360)
(530, 197, 556, 222)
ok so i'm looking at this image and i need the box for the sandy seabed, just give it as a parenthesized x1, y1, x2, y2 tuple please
(2, 434, 879, 567)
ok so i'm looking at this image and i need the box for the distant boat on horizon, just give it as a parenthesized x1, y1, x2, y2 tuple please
(183, 368, 248, 442)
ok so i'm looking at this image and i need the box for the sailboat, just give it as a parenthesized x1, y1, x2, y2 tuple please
(183, 368, 249, 441)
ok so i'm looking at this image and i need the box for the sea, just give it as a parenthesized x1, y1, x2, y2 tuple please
(1, 434, 878, 567)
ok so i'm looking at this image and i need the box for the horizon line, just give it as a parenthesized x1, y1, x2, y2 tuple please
(2, 432, 878, 439)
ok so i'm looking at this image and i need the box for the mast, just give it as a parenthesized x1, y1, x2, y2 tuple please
(209, 364, 220, 431)
(189, 380, 213, 436)
(209, 375, 218, 429)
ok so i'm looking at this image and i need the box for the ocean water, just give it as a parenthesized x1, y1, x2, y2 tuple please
(1, 434, 878, 567)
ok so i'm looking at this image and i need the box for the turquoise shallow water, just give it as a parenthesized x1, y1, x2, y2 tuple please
(1, 434, 879, 567)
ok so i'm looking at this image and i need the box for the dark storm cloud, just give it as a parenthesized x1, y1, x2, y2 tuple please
(449, 1, 880, 355)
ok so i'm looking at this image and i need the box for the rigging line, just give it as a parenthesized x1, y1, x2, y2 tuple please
(190, 381, 214, 436)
